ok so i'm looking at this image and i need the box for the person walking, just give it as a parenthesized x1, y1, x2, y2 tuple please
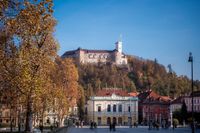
(113, 122, 116, 132)
(90, 121, 93, 129)
(109, 123, 112, 131)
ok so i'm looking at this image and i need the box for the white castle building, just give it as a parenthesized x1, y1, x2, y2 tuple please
(85, 88, 138, 126)
(62, 40, 128, 65)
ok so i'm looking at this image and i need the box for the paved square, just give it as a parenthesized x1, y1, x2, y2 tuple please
(66, 126, 199, 133)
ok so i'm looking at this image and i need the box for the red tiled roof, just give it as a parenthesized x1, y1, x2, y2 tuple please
(138, 90, 171, 104)
(96, 88, 130, 97)
(129, 92, 138, 97)
(138, 90, 159, 100)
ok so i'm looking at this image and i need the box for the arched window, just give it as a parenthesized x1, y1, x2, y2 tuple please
(113, 105, 116, 112)
(98, 106, 101, 112)
(107, 104, 111, 112)
(113, 117, 117, 124)
(107, 117, 111, 125)
(118, 105, 122, 112)
(118, 117, 122, 125)
(47, 117, 50, 124)
(128, 106, 131, 112)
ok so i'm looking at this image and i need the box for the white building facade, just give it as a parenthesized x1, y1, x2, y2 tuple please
(85, 91, 138, 126)
(62, 41, 128, 65)
(170, 91, 200, 113)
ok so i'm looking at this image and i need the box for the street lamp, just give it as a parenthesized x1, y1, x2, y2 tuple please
(147, 78, 151, 130)
(92, 97, 94, 123)
(170, 105, 173, 128)
(188, 52, 194, 133)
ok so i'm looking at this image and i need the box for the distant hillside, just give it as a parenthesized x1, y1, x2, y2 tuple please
(75, 55, 200, 99)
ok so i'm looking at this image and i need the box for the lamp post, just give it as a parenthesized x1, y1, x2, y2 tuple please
(129, 98, 132, 127)
(148, 79, 151, 130)
(170, 105, 173, 128)
(93, 97, 94, 123)
(188, 52, 194, 133)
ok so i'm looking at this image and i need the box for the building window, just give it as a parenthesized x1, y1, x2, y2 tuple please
(107, 117, 111, 125)
(89, 54, 93, 58)
(113, 117, 117, 124)
(113, 105, 116, 112)
(118, 105, 122, 112)
(98, 106, 101, 112)
(107, 105, 111, 112)
(128, 106, 131, 112)
(47, 117, 50, 124)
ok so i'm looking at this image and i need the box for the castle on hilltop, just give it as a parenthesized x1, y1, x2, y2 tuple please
(62, 40, 128, 65)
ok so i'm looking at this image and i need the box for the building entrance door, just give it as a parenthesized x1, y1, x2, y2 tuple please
(107, 117, 111, 125)
(118, 117, 122, 125)
(128, 117, 132, 126)
(98, 117, 101, 125)
(113, 117, 117, 124)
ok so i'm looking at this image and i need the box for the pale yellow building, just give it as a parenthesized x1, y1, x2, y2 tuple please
(85, 88, 138, 126)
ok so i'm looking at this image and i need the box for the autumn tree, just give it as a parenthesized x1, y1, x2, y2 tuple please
(52, 57, 79, 127)
(77, 55, 200, 98)
(1, 0, 58, 132)
(77, 85, 85, 121)
(0, 1, 23, 131)
(0, 28, 21, 132)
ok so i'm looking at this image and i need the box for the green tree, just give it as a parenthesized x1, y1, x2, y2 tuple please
(181, 101, 188, 123)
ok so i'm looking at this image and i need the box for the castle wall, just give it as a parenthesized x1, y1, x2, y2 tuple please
(62, 41, 128, 65)
(78, 50, 85, 63)
(81, 52, 114, 64)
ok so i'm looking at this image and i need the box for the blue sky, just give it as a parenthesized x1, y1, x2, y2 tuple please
(53, 0, 200, 80)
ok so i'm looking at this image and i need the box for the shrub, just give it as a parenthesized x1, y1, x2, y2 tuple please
(173, 118, 179, 127)
(0, 123, 10, 128)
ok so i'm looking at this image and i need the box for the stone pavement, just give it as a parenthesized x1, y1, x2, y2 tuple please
(64, 126, 200, 133)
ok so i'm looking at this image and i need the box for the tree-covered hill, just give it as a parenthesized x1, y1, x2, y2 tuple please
(75, 55, 200, 99)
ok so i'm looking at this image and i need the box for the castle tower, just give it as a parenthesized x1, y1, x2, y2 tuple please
(115, 41, 122, 53)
